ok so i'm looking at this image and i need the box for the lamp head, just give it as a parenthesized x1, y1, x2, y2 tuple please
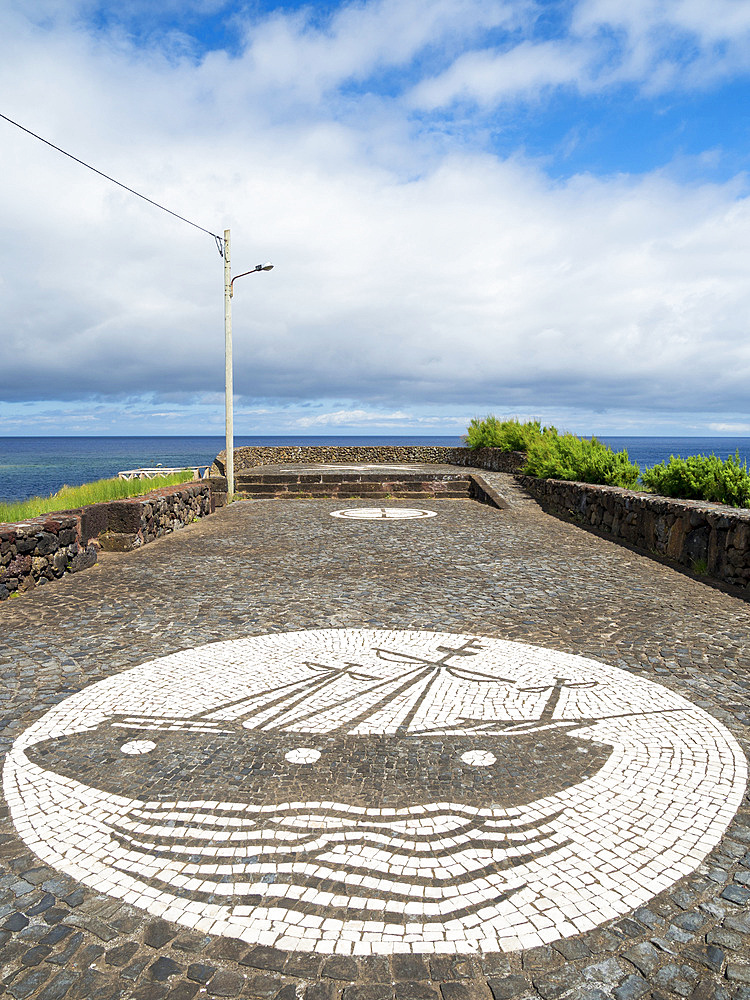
(258, 262, 274, 271)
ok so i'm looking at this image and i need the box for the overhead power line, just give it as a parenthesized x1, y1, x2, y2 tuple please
(0, 111, 224, 256)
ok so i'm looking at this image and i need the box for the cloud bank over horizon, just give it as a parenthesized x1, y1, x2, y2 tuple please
(2, 0, 750, 436)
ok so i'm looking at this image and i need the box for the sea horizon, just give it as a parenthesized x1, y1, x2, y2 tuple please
(2, 433, 750, 505)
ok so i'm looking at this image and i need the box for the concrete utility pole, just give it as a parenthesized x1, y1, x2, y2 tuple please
(223, 229, 234, 497)
(223, 228, 273, 498)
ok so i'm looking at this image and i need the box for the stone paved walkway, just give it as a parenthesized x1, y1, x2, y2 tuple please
(1, 473, 749, 1000)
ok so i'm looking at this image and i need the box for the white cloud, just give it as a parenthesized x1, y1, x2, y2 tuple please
(573, 0, 750, 47)
(410, 0, 750, 110)
(297, 409, 408, 427)
(573, 0, 750, 91)
(229, 0, 519, 110)
(1, 1, 750, 434)
(708, 422, 750, 435)
(295, 409, 460, 428)
(410, 40, 589, 109)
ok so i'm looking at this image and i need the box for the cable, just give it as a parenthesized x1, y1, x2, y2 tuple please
(0, 111, 225, 255)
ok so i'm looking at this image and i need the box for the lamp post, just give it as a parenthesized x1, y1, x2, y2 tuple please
(223, 227, 273, 497)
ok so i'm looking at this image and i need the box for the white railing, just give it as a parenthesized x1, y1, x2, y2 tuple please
(117, 466, 213, 481)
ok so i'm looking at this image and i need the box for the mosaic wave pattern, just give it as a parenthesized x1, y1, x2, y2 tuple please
(4, 629, 746, 955)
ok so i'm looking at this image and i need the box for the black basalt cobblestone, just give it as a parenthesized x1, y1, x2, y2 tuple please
(0, 473, 749, 998)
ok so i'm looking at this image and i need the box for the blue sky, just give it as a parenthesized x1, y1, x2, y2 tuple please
(2, 0, 750, 436)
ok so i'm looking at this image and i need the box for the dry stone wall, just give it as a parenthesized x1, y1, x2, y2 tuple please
(96, 481, 213, 551)
(0, 483, 214, 601)
(0, 515, 97, 600)
(519, 475, 750, 593)
(213, 445, 525, 474)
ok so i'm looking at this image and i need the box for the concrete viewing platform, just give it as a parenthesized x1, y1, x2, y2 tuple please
(1, 471, 749, 999)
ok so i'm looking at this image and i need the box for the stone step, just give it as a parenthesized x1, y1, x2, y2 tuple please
(235, 487, 470, 500)
(236, 480, 469, 492)
(235, 473, 471, 486)
(232, 468, 475, 501)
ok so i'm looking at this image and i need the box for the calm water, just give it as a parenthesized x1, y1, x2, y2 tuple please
(0, 436, 461, 503)
(600, 436, 750, 471)
(1, 435, 749, 504)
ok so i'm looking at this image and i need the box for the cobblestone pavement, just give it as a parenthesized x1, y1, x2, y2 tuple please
(1, 473, 750, 1000)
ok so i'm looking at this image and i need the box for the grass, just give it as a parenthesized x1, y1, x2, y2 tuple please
(0, 470, 196, 524)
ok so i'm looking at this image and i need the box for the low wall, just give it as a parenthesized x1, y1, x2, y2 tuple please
(0, 482, 215, 601)
(0, 515, 97, 600)
(95, 482, 214, 551)
(519, 475, 750, 593)
(214, 445, 525, 475)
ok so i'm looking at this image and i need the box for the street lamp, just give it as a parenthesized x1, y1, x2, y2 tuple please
(230, 262, 274, 294)
(223, 227, 274, 497)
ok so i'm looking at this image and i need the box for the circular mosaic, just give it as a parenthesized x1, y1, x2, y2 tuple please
(4, 629, 746, 954)
(330, 507, 437, 520)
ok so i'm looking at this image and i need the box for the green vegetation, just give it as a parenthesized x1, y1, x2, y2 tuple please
(641, 451, 750, 509)
(523, 432, 640, 489)
(466, 416, 639, 489)
(0, 470, 195, 524)
(465, 416, 552, 452)
(691, 557, 709, 576)
(467, 415, 750, 506)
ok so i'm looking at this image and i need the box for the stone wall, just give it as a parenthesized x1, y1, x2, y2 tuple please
(0, 483, 215, 601)
(519, 475, 750, 593)
(0, 515, 97, 600)
(96, 482, 214, 551)
(214, 445, 525, 475)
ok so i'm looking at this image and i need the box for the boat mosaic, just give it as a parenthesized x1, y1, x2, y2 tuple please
(3, 628, 746, 955)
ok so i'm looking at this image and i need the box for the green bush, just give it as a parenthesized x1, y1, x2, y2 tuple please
(641, 451, 750, 508)
(465, 416, 639, 487)
(522, 433, 640, 489)
(464, 416, 750, 504)
(0, 470, 195, 524)
(465, 416, 553, 451)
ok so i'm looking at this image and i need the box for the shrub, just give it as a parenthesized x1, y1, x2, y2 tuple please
(465, 416, 553, 452)
(641, 451, 750, 508)
(0, 470, 195, 524)
(522, 433, 640, 489)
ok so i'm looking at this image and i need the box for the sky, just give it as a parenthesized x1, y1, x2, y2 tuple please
(1, 0, 750, 438)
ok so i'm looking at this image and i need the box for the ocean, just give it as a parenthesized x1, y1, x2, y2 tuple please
(1, 435, 749, 505)
(0, 435, 461, 504)
(599, 436, 750, 472)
